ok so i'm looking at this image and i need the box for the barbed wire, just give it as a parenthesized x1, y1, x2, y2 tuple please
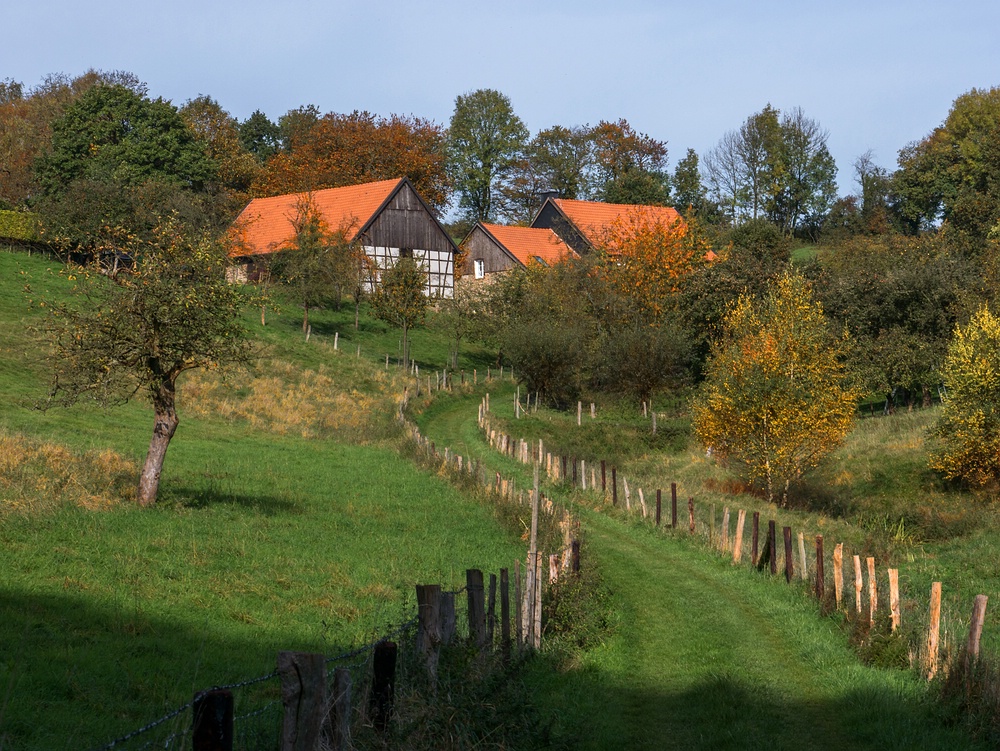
(87, 699, 194, 751)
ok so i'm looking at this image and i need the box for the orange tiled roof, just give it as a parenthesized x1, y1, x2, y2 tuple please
(230, 178, 402, 257)
(479, 224, 577, 267)
(551, 198, 683, 247)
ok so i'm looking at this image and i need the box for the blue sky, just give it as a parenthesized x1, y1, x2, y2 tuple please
(5, 0, 998, 197)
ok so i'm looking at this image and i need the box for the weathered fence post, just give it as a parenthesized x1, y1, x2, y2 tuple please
(833, 543, 844, 610)
(798, 532, 807, 582)
(783, 527, 793, 583)
(500, 568, 511, 661)
(768, 521, 777, 575)
(514, 559, 523, 647)
(278, 651, 327, 751)
(329, 667, 352, 749)
(812, 536, 824, 601)
(965, 595, 989, 673)
(721, 507, 730, 551)
(888, 569, 900, 631)
(572, 539, 581, 574)
(865, 557, 877, 626)
(733, 510, 746, 564)
(688, 497, 695, 534)
(611, 467, 618, 506)
(487, 573, 497, 645)
(926, 582, 942, 680)
(416, 585, 442, 681)
(853, 555, 863, 615)
(601, 460, 606, 492)
(671, 483, 678, 529)
(193, 689, 234, 751)
(467, 569, 487, 649)
(578, 401, 582, 426)
(752, 512, 760, 565)
(655, 489, 662, 526)
(370, 641, 396, 733)
(533, 551, 543, 650)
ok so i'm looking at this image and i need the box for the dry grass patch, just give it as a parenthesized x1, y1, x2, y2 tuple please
(0, 430, 137, 514)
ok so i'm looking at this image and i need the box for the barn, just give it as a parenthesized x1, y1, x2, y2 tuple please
(228, 177, 456, 297)
(530, 197, 684, 256)
(459, 223, 577, 282)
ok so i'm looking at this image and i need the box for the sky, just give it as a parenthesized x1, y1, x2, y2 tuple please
(4, 0, 999, 199)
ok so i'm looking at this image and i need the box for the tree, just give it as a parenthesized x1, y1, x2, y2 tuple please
(256, 111, 450, 212)
(239, 110, 281, 162)
(590, 119, 669, 204)
(692, 273, 859, 504)
(893, 87, 1000, 240)
(930, 305, 1000, 488)
(34, 84, 218, 251)
(447, 89, 528, 222)
(672, 148, 707, 213)
(39, 215, 254, 506)
(370, 256, 428, 369)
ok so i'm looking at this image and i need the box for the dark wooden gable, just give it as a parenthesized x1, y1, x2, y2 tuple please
(360, 180, 456, 255)
(461, 225, 520, 275)
(530, 199, 591, 256)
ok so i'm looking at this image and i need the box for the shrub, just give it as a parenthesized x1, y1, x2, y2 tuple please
(931, 305, 1000, 488)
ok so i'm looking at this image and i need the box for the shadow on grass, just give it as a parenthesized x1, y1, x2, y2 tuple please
(163, 486, 303, 516)
(525, 657, 980, 750)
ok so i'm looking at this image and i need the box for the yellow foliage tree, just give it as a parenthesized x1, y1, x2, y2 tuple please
(930, 305, 1000, 488)
(692, 272, 859, 505)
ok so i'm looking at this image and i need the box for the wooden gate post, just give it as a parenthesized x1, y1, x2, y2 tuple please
(926, 582, 942, 680)
(370, 642, 396, 733)
(193, 689, 234, 751)
(467, 569, 488, 649)
(278, 651, 327, 751)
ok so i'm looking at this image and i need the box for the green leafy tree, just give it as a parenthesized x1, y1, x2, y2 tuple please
(893, 87, 1000, 240)
(370, 256, 428, 368)
(672, 148, 707, 213)
(38, 215, 255, 506)
(499, 125, 593, 223)
(447, 89, 528, 222)
(239, 109, 281, 162)
(590, 119, 670, 205)
(931, 305, 1000, 488)
(692, 272, 859, 504)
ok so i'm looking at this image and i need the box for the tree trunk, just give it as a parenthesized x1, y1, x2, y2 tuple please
(137, 379, 179, 507)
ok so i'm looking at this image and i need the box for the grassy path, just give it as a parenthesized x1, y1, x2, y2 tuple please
(415, 392, 982, 750)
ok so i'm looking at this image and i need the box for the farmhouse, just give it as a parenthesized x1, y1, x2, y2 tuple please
(459, 223, 577, 281)
(530, 197, 684, 256)
(228, 177, 456, 297)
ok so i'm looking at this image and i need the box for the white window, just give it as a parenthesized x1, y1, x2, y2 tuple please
(474, 259, 485, 279)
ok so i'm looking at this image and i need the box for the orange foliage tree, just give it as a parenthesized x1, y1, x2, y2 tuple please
(254, 111, 451, 212)
(597, 207, 712, 320)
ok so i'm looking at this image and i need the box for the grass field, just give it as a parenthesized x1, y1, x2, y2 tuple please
(0, 248, 524, 749)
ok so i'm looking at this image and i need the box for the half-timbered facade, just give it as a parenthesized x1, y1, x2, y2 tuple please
(229, 177, 456, 297)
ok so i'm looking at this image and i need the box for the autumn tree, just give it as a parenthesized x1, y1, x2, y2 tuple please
(590, 119, 670, 205)
(370, 256, 428, 369)
(39, 215, 255, 506)
(256, 110, 450, 212)
(930, 305, 1000, 488)
(692, 272, 859, 505)
(500, 125, 593, 222)
(447, 89, 528, 222)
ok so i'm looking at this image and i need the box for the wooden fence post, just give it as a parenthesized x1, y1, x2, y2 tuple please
(888, 569, 900, 631)
(578, 401, 582, 426)
(601, 460, 606, 492)
(926, 582, 942, 680)
(370, 641, 396, 733)
(572, 539, 581, 574)
(751, 512, 760, 565)
(783, 527, 793, 583)
(278, 651, 327, 751)
(768, 521, 777, 576)
(733, 510, 746, 564)
(487, 573, 497, 645)
(798, 532, 807, 582)
(965, 595, 989, 672)
(854, 555, 863, 615)
(612, 467, 618, 506)
(688, 498, 695, 534)
(533, 552, 543, 650)
(671, 483, 678, 529)
(514, 559, 523, 647)
(867, 557, 877, 626)
(500, 568, 511, 661)
(467, 569, 487, 649)
(815, 536, 825, 601)
(833, 544, 844, 610)
(193, 689, 234, 751)
(416, 585, 442, 681)
(722, 507, 730, 551)
(329, 667, 352, 749)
